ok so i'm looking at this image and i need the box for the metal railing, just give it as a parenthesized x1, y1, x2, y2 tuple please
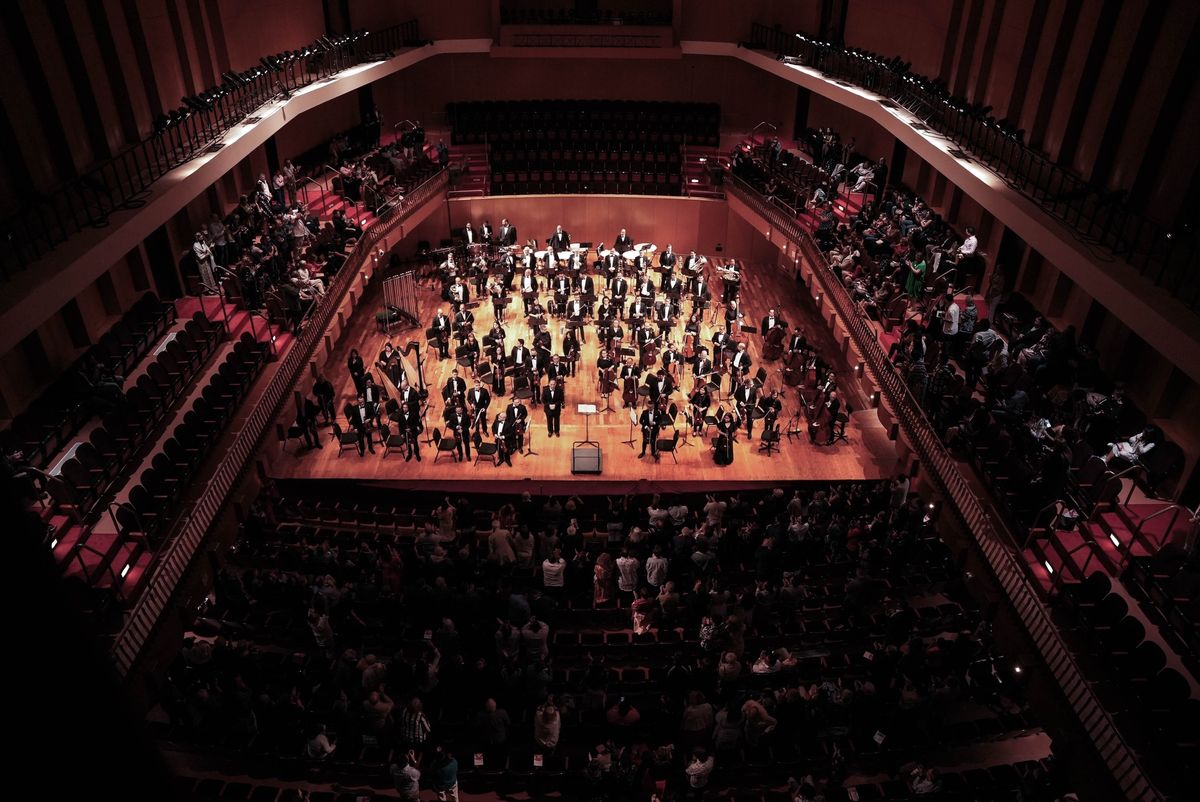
(726, 173, 1161, 802)
(109, 167, 448, 677)
(746, 22, 1199, 311)
(0, 21, 422, 279)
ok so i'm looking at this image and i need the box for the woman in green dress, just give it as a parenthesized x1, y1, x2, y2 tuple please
(904, 253, 927, 299)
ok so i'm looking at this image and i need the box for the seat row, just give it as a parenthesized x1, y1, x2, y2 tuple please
(1, 292, 175, 468)
(492, 169, 682, 196)
(113, 332, 270, 548)
(47, 312, 224, 518)
(490, 146, 682, 172)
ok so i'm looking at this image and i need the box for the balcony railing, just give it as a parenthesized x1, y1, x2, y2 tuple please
(110, 167, 448, 678)
(0, 20, 422, 280)
(747, 22, 1199, 311)
(726, 172, 1161, 802)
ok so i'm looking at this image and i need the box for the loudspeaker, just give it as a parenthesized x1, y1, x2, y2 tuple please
(571, 443, 601, 474)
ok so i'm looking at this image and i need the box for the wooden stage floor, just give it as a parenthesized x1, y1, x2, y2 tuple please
(264, 248, 897, 489)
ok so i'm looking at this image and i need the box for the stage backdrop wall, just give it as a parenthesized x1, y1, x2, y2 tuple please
(446, 195, 731, 256)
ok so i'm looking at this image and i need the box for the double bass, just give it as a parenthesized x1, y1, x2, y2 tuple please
(623, 373, 639, 408)
(763, 323, 786, 361)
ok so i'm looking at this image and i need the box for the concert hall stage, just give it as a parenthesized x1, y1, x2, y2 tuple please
(263, 242, 897, 491)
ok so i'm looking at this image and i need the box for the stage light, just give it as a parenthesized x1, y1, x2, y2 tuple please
(1109, 532, 1121, 548)
(121, 562, 132, 578)
(50, 538, 58, 549)
(1013, 665, 1022, 674)
(1044, 561, 1054, 575)
(698, 157, 707, 163)
(928, 502, 935, 510)
(690, 178, 699, 184)
(870, 392, 879, 407)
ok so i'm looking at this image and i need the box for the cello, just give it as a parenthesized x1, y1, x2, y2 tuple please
(682, 330, 696, 361)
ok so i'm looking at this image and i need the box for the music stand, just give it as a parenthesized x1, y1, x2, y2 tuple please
(740, 324, 759, 335)
(621, 406, 638, 449)
(575, 403, 599, 446)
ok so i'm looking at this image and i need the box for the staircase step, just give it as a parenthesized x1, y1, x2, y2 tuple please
(118, 549, 155, 602)
(1022, 548, 1054, 596)
(52, 524, 88, 566)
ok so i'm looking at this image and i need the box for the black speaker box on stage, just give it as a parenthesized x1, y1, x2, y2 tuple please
(571, 443, 601, 474)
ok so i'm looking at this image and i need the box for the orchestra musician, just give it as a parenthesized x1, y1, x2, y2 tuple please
(471, 254, 488, 296)
(490, 340, 507, 396)
(431, 309, 451, 359)
(662, 341, 682, 379)
(730, 342, 753, 377)
(547, 225, 569, 253)
(655, 298, 677, 334)
(712, 329, 731, 370)
(492, 413, 515, 466)
(547, 354, 569, 384)
(378, 342, 403, 387)
(345, 394, 376, 455)
(510, 339, 530, 373)
(637, 274, 656, 299)
(519, 269, 540, 314)
(562, 327, 580, 377)
(363, 375, 383, 424)
(528, 345, 549, 408)
(500, 248, 516, 289)
(488, 275, 507, 321)
(454, 305, 475, 337)
(715, 410, 738, 466)
(732, 378, 757, 440)
(811, 388, 841, 445)
(467, 380, 491, 437)
(498, 218, 517, 247)
(348, 348, 367, 394)
(443, 401, 472, 461)
(397, 378, 422, 413)
(578, 272, 596, 299)
(760, 308, 786, 339)
(639, 405, 662, 461)
(542, 378, 565, 437)
(481, 220, 493, 244)
(614, 228, 633, 254)
(505, 397, 529, 452)
(725, 298, 744, 334)
(689, 383, 712, 436)
(599, 247, 621, 287)
(463, 222, 477, 245)
(396, 402, 422, 461)
(443, 368, 467, 409)
(721, 261, 741, 304)
(662, 272, 684, 300)
(633, 250, 652, 272)
(659, 244, 677, 270)
(629, 296, 650, 323)
(682, 249, 706, 275)
(620, 356, 640, 409)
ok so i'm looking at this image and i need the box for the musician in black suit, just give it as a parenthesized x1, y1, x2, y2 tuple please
(449, 276, 469, 313)
(760, 308, 786, 339)
(733, 379, 757, 440)
(481, 220, 493, 244)
(444, 402, 472, 461)
(693, 350, 714, 383)
(505, 398, 529, 430)
(467, 380, 491, 437)
(712, 330, 731, 368)
(345, 396, 375, 455)
(633, 251, 652, 272)
(689, 384, 711, 436)
(492, 413, 515, 466)
(637, 275, 656, 299)
(498, 218, 517, 247)
(788, 329, 809, 355)
(443, 368, 467, 408)
(730, 342, 753, 377)
(659, 244, 677, 270)
(510, 340, 530, 375)
(614, 228, 633, 254)
(578, 273, 596, 299)
(662, 273, 683, 300)
(549, 225, 570, 252)
(547, 354, 569, 384)
(432, 309, 451, 359)
(528, 347, 548, 407)
(397, 379, 422, 414)
(542, 378, 565, 437)
(629, 297, 649, 322)
(639, 406, 662, 460)
(682, 250, 705, 274)
(348, 349, 367, 394)
(397, 404, 422, 461)
(313, 373, 335, 423)
(611, 276, 630, 311)
(519, 270, 539, 315)
(296, 396, 322, 449)
(463, 222, 478, 245)
(454, 307, 475, 337)
(600, 248, 621, 286)
(715, 410, 738, 466)
(490, 342, 507, 396)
